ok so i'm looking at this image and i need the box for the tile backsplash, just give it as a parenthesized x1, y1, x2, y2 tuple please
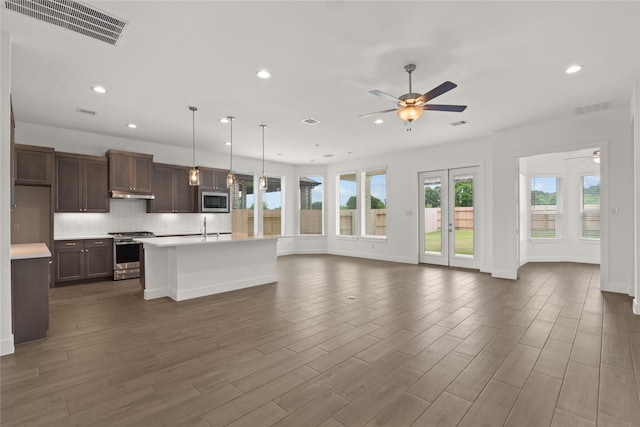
(54, 199, 231, 238)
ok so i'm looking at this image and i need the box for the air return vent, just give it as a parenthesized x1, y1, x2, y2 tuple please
(76, 108, 96, 116)
(302, 118, 320, 125)
(3, 0, 128, 46)
(575, 101, 613, 115)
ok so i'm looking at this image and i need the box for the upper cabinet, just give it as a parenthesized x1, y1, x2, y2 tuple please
(55, 153, 109, 213)
(198, 166, 229, 191)
(14, 144, 54, 186)
(147, 163, 195, 213)
(106, 150, 153, 196)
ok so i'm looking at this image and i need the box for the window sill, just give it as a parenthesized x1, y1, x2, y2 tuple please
(529, 238, 563, 243)
(361, 236, 387, 243)
(296, 234, 326, 238)
(579, 238, 600, 243)
(336, 235, 358, 241)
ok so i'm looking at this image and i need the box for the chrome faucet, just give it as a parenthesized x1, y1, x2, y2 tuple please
(203, 216, 207, 237)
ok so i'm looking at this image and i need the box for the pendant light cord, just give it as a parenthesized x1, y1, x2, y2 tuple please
(261, 125, 265, 177)
(229, 117, 233, 171)
(192, 109, 195, 168)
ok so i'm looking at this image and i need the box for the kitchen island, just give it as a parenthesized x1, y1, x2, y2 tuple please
(135, 235, 277, 301)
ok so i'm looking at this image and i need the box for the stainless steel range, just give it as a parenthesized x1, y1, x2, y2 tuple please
(109, 231, 155, 280)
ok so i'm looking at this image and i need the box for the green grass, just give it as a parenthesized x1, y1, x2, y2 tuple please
(425, 229, 474, 255)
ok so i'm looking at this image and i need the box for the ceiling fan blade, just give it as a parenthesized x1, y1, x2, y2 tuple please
(563, 155, 591, 160)
(358, 108, 398, 118)
(423, 104, 467, 112)
(369, 90, 401, 104)
(418, 81, 458, 103)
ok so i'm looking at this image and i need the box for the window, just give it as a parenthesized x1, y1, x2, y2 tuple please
(530, 176, 560, 239)
(362, 169, 387, 237)
(263, 176, 283, 237)
(231, 173, 254, 238)
(581, 175, 600, 239)
(299, 175, 323, 235)
(337, 173, 357, 236)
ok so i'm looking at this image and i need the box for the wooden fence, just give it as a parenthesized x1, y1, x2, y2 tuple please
(424, 207, 475, 232)
(232, 209, 282, 238)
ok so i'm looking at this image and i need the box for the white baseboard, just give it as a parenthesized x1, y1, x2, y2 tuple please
(633, 298, 640, 315)
(144, 288, 169, 300)
(521, 256, 600, 264)
(328, 249, 417, 265)
(0, 335, 15, 356)
(492, 269, 518, 280)
(601, 281, 633, 295)
(293, 248, 329, 255)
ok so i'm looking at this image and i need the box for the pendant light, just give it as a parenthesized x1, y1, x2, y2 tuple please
(259, 124, 267, 191)
(188, 106, 200, 186)
(226, 116, 236, 188)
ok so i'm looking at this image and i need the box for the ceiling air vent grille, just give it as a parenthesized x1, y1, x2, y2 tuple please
(76, 107, 96, 116)
(2, 0, 128, 46)
(575, 101, 613, 115)
(302, 118, 320, 126)
(450, 120, 468, 126)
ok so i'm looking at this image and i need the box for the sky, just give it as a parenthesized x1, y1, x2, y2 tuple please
(338, 174, 386, 206)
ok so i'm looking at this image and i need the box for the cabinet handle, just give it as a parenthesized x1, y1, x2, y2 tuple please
(93, 241, 104, 244)
(64, 243, 76, 246)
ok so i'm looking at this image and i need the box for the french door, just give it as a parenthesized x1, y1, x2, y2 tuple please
(419, 166, 478, 269)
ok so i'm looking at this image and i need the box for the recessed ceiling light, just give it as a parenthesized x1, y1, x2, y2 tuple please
(224, 142, 231, 146)
(92, 86, 107, 94)
(127, 123, 137, 129)
(256, 70, 271, 79)
(565, 64, 582, 74)
(220, 117, 229, 123)
(374, 119, 384, 124)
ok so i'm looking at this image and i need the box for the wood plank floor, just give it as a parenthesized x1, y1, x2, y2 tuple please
(2, 255, 640, 426)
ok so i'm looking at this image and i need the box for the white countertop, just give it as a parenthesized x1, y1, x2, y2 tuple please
(54, 235, 112, 240)
(11, 243, 52, 260)
(135, 235, 274, 247)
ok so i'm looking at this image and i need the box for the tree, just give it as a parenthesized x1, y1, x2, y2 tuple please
(370, 196, 386, 209)
(455, 181, 473, 207)
(424, 186, 441, 208)
(310, 201, 323, 210)
(343, 195, 385, 209)
(531, 190, 557, 205)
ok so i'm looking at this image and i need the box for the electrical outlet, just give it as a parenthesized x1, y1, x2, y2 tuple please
(13, 223, 19, 231)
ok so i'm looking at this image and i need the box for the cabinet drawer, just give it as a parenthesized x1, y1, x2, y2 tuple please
(85, 239, 112, 248)
(54, 240, 84, 250)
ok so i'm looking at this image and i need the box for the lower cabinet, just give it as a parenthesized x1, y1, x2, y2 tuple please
(54, 239, 113, 284)
(12, 257, 50, 344)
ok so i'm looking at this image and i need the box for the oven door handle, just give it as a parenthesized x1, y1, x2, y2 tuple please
(115, 241, 140, 245)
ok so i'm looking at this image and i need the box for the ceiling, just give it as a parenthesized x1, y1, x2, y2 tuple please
(2, 1, 639, 165)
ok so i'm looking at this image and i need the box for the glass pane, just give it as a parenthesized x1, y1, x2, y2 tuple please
(338, 173, 357, 236)
(231, 173, 254, 238)
(582, 175, 600, 239)
(363, 169, 387, 237)
(299, 175, 323, 235)
(264, 176, 282, 237)
(530, 177, 558, 238)
(453, 174, 474, 256)
(423, 177, 442, 254)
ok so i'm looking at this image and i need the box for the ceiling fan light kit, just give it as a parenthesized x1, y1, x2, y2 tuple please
(361, 63, 467, 125)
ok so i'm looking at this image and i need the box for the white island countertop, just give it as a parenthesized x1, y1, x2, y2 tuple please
(137, 235, 278, 301)
(135, 235, 274, 247)
(10, 243, 51, 260)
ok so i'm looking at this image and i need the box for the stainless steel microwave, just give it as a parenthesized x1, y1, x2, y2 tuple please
(202, 191, 229, 213)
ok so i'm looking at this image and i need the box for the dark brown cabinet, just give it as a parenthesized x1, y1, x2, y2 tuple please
(196, 166, 230, 212)
(12, 256, 50, 344)
(147, 163, 195, 213)
(54, 239, 113, 283)
(55, 153, 109, 213)
(106, 150, 153, 195)
(14, 144, 54, 186)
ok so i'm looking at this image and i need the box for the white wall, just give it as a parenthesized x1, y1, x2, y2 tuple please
(634, 79, 640, 313)
(520, 152, 601, 265)
(326, 138, 494, 270)
(1, 32, 14, 355)
(492, 109, 632, 292)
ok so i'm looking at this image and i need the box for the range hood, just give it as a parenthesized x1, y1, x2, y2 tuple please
(110, 191, 155, 200)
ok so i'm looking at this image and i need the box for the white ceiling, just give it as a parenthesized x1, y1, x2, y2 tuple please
(2, 1, 639, 165)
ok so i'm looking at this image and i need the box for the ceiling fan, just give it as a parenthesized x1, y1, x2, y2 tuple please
(360, 64, 467, 123)
(564, 150, 601, 163)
